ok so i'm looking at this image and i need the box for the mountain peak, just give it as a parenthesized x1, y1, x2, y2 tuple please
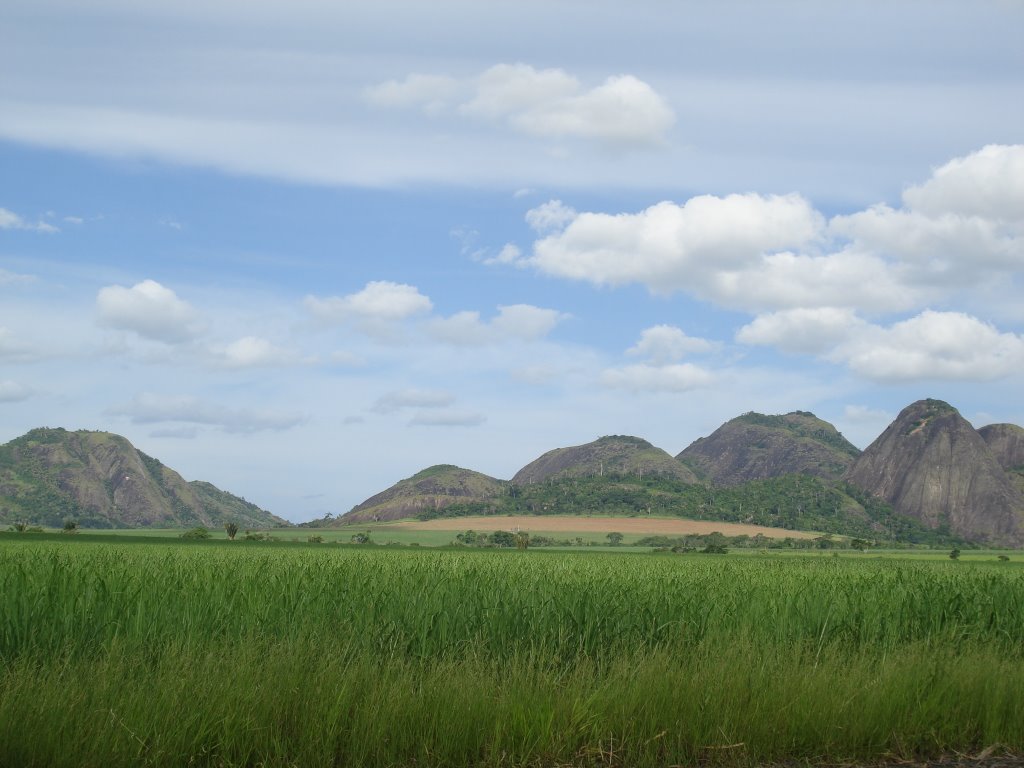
(512, 435, 696, 485)
(845, 403, 1024, 546)
(677, 410, 859, 485)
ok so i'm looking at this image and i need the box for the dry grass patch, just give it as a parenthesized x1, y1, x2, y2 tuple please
(390, 514, 819, 539)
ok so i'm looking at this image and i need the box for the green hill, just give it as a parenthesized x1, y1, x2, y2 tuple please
(0, 428, 284, 529)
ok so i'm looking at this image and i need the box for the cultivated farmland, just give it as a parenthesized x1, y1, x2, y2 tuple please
(2, 536, 1023, 767)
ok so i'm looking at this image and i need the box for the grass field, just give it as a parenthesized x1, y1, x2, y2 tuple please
(2, 534, 1024, 767)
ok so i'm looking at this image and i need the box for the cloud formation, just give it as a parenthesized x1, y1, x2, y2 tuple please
(96, 280, 205, 343)
(408, 409, 486, 427)
(215, 336, 303, 369)
(109, 392, 305, 433)
(627, 325, 713, 364)
(0, 207, 58, 233)
(520, 145, 1024, 316)
(371, 388, 455, 414)
(366, 63, 675, 148)
(427, 304, 567, 346)
(305, 281, 433, 337)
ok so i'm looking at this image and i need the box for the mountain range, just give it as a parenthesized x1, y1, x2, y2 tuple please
(336, 399, 1024, 547)
(3, 399, 1023, 546)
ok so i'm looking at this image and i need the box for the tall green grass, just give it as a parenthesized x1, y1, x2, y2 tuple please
(2, 538, 1023, 766)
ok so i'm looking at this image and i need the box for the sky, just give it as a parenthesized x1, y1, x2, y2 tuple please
(2, 0, 1023, 523)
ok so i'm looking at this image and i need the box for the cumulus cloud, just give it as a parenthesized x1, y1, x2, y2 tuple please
(109, 392, 305, 433)
(902, 144, 1024, 221)
(0, 207, 58, 233)
(519, 145, 1024, 316)
(427, 304, 567, 346)
(215, 336, 303, 369)
(96, 279, 205, 343)
(305, 281, 433, 332)
(600, 363, 715, 393)
(408, 409, 487, 427)
(482, 243, 523, 266)
(0, 380, 32, 403)
(529, 193, 823, 298)
(367, 63, 675, 148)
(627, 325, 713, 364)
(525, 200, 577, 234)
(371, 388, 455, 414)
(736, 308, 867, 355)
(832, 310, 1024, 382)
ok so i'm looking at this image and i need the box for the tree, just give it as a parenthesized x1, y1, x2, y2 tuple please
(606, 532, 624, 546)
(224, 521, 239, 540)
(62, 518, 79, 534)
(181, 526, 211, 539)
(515, 531, 530, 550)
(949, 548, 961, 560)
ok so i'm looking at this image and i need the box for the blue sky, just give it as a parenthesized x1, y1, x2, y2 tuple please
(2, 0, 1023, 522)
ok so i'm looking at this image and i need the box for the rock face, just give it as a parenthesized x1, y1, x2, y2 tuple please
(677, 411, 860, 486)
(979, 423, 1024, 496)
(844, 400, 1024, 546)
(342, 465, 506, 523)
(979, 423, 1024, 470)
(0, 428, 284, 528)
(511, 435, 697, 485)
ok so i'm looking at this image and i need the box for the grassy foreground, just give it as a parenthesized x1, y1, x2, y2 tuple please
(2, 537, 1024, 767)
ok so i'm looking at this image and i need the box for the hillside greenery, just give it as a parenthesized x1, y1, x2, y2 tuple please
(416, 472, 970, 547)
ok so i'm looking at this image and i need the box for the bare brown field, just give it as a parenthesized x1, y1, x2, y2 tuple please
(389, 515, 819, 539)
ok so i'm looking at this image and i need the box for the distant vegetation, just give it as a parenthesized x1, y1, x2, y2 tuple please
(417, 473, 970, 547)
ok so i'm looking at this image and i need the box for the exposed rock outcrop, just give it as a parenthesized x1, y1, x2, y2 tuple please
(844, 400, 1024, 546)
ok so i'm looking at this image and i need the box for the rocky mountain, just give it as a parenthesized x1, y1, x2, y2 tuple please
(0, 427, 285, 529)
(677, 411, 861, 486)
(844, 400, 1024, 546)
(512, 435, 698, 485)
(979, 423, 1024, 494)
(341, 464, 506, 523)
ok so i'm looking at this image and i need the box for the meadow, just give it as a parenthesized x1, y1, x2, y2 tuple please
(2, 534, 1023, 767)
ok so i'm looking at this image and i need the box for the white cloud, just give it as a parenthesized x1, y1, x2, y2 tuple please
(427, 304, 567, 346)
(0, 380, 32, 403)
(408, 409, 487, 427)
(525, 200, 577, 234)
(627, 325, 713, 364)
(0, 207, 58, 233)
(529, 193, 823, 297)
(482, 243, 522, 266)
(600, 363, 715, 392)
(736, 308, 867, 355)
(109, 392, 306, 433)
(304, 281, 433, 325)
(369, 63, 675, 148)
(521, 145, 1024, 317)
(903, 144, 1024, 221)
(216, 336, 302, 369)
(371, 388, 455, 414)
(832, 310, 1024, 382)
(96, 279, 205, 343)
